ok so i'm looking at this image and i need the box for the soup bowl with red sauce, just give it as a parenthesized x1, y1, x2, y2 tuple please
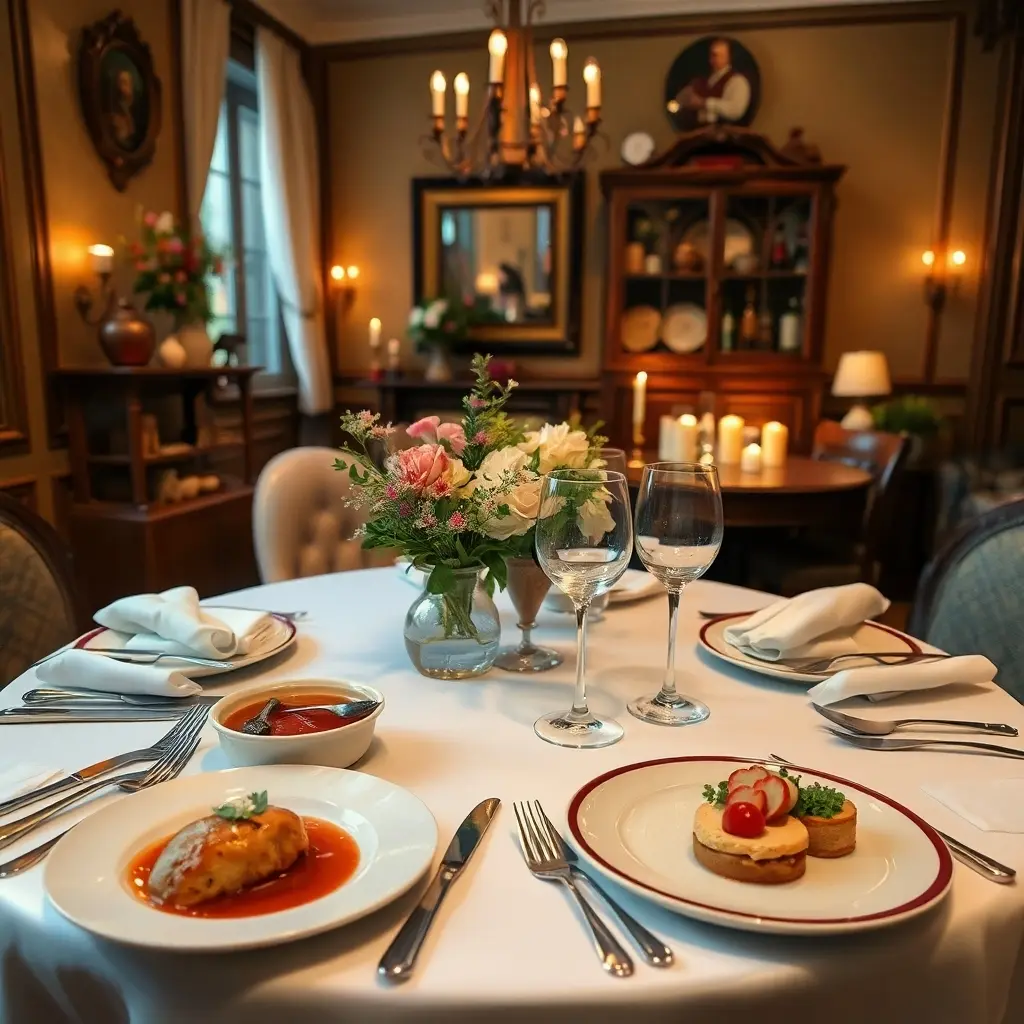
(211, 679, 384, 768)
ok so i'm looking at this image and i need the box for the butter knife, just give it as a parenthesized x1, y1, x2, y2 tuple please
(0, 707, 191, 723)
(378, 797, 499, 982)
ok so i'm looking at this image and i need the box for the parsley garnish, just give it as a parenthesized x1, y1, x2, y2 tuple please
(213, 790, 268, 820)
(794, 782, 846, 819)
(702, 781, 730, 806)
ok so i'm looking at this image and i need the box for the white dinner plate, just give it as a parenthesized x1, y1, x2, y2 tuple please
(698, 612, 921, 683)
(74, 609, 297, 678)
(620, 305, 661, 352)
(44, 764, 438, 951)
(568, 756, 952, 936)
(661, 303, 707, 353)
(681, 218, 754, 266)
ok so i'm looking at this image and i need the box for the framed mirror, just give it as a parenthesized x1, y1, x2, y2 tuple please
(412, 174, 583, 355)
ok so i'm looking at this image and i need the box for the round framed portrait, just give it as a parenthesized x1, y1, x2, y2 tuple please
(664, 36, 761, 133)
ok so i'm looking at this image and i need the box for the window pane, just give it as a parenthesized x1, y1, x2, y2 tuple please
(201, 171, 233, 249)
(238, 106, 260, 183)
(242, 181, 264, 249)
(244, 252, 268, 317)
(209, 103, 229, 174)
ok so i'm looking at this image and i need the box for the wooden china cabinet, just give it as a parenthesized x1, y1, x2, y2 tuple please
(600, 127, 846, 452)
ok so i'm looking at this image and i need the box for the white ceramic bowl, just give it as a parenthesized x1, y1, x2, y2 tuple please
(211, 678, 384, 769)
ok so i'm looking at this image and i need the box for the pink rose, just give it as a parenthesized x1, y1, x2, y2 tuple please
(436, 422, 466, 455)
(406, 416, 441, 443)
(393, 444, 449, 493)
(175, 292, 187, 306)
(143, 211, 158, 227)
(167, 237, 184, 253)
(175, 270, 188, 283)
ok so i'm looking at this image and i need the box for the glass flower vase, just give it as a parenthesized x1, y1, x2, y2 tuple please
(403, 566, 501, 679)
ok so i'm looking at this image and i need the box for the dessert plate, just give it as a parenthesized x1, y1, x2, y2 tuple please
(568, 756, 952, 936)
(698, 612, 921, 683)
(45, 764, 437, 951)
(661, 303, 707, 353)
(621, 305, 661, 352)
(73, 609, 297, 678)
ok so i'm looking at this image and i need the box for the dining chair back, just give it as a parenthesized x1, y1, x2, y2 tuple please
(252, 446, 395, 583)
(0, 493, 84, 687)
(908, 498, 1024, 702)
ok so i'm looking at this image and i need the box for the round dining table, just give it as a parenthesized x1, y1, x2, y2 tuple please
(627, 455, 872, 528)
(2, 568, 1023, 1024)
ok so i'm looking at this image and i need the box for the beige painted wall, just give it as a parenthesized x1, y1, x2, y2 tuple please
(0, 0, 181, 522)
(327, 16, 999, 382)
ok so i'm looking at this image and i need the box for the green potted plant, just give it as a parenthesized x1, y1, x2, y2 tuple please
(871, 394, 947, 464)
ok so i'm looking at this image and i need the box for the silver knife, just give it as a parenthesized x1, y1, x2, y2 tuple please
(0, 707, 191, 723)
(21, 688, 219, 707)
(378, 797, 500, 982)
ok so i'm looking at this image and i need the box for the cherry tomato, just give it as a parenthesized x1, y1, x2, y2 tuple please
(722, 801, 766, 838)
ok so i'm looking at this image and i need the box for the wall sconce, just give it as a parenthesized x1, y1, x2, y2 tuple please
(74, 243, 116, 324)
(922, 247, 967, 313)
(329, 264, 359, 311)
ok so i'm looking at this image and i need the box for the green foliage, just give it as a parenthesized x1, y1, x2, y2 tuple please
(871, 394, 943, 437)
(703, 781, 731, 806)
(213, 791, 268, 820)
(407, 296, 470, 353)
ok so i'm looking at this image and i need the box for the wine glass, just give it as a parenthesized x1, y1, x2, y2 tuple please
(533, 469, 633, 748)
(628, 462, 723, 726)
(597, 447, 627, 476)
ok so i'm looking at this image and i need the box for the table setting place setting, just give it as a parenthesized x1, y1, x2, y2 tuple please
(1, 361, 1023, 1024)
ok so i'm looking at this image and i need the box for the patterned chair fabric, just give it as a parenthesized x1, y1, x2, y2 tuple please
(909, 498, 1024, 703)
(252, 446, 395, 583)
(0, 501, 80, 687)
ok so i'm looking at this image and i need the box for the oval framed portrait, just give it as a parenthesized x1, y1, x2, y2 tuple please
(664, 36, 761, 133)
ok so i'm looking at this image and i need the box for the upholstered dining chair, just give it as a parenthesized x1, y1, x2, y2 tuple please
(0, 493, 84, 687)
(908, 498, 1024, 703)
(252, 446, 396, 584)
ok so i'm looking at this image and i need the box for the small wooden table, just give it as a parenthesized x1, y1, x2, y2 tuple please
(627, 455, 872, 529)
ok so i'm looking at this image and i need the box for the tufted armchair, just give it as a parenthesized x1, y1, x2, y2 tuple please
(253, 447, 395, 583)
(909, 498, 1024, 704)
(0, 493, 83, 687)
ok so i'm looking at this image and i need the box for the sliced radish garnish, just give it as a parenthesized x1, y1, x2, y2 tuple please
(726, 785, 767, 813)
(753, 775, 789, 821)
(777, 776, 799, 815)
(727, 766, 770, 792)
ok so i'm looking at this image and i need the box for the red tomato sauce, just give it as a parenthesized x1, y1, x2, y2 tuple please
(127, 817, 360, 918)
(221, 693, 373, 736)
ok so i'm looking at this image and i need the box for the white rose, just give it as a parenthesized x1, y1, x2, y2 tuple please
(423, 308, 440, 329)
(469, 447, 541, 540)
(518, 422, 590, 474)
(429, 298, 449, 318)
(154, 211, 175, 234)
(578, 489, 615, 542)
(408, 306, 424, 327)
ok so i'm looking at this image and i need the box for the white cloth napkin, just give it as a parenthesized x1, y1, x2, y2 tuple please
(722, 583, 890, 661)
(608, 569, 662, 604)
(0, 763, 63, 803)
(35, 648, 202, 697)
(94, 587, 271, 659)
(807, 654, 997, 705)
(922, 778, 1024, 833)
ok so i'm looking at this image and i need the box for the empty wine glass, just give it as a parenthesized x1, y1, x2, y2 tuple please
(628, 462, 723, 726)
(597, 447, 628, 476)
(534, 469, 633, 748)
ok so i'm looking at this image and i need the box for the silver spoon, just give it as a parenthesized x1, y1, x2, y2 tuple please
(278, 699, 380, 720)
(812, 702, 1018, 737)
(241, 698, 280, 736)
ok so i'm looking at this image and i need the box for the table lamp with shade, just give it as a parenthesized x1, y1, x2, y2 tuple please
(832, 350, 891, 430)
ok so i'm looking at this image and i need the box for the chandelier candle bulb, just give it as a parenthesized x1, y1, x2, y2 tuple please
(761, 421, 788, 467)
(633, 371, 647, 427)
(572, 116, 586, 150)
(430, 70, 446, 118)
(740, 442, 762, 474)
(583, 58, 601, 108)
(529, 83, 541, 125)
(550, 37, 568, 87)
(454, 72, 469, 119)
(678, 413, 698, 462)
(488, 30, 507, 84)
(717, 414, 745, 465)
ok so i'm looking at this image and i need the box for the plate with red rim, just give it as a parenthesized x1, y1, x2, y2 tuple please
(698, 612, 922, 683)
(567, 756, 953, 936)
(73, 609, 297, 678)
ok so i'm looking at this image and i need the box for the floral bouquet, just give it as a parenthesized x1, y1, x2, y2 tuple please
(334, 356, 607, 643)
(407, 296, 469, 352)
(130, 210, 225, 327)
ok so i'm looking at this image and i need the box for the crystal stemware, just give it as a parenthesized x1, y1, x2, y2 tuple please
(533, 469, 633, 748)
(628, 462, 723, 726)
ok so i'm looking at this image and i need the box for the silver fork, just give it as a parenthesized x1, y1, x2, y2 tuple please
(0, 710, 207, 879)
(773, 652, 949, 673)
(824, 726, 1024, 760)
(513, 800, 634, 977)
(532, 801, 672, 967)
(0, 705, 208, 853)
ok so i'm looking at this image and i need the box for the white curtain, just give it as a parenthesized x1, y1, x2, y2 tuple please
(180, 0, 230, 222)
(255, 29, 332, 415)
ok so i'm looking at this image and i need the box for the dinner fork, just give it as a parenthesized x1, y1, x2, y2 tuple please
(824, 727, 1024, 760)
(30, 648, 232, 670)
(768, 752, 1016, 884)
(0, 710, 207, 879)
(772, 652, 949, 673)
(0, 705, 208, 853)
(812, 702, 1018, 737)
(513, 800, 634, 977)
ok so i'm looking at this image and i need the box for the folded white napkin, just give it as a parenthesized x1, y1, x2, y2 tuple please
(608, 569, 662, 604)
(807, 654, 996, 705)
(0, 763, 63, 803)
(922, 778, 1024, 833)
(35, 648, 202, 697)
(723, 583, 890, 661)
(94, 587, 271, 659)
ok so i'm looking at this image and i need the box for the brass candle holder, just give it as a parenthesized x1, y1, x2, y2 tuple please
(628, 424, 645, 469)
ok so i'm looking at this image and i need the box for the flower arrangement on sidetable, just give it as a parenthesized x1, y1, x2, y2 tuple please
(407, 297, 469, 382)
(335, 355, 608, 679)
(130, 210, 226, 367)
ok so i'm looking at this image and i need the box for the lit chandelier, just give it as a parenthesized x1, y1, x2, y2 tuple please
(425, 0, 603, 177)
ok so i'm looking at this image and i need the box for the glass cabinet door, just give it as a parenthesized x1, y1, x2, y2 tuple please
(716, 191, 813, 356)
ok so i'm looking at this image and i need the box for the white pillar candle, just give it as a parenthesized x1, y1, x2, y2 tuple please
(583, 58, 601, 107)
(741, 442, 762, 474)
(632, 371, 647, 428)
(454, 73, 469, 118)
(677, 413, 698, 462)
(658, 416, 679, 460)
(430, 71, 446, 117)
(369, 317, 381, 349)
(761, 421, 789, 468)
(717, 414, 745, 465)
(488, 30, 507, 84)
(550, 38, 568, 88)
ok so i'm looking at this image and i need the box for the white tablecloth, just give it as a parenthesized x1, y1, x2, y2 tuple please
(2, 569, 1024, 1024)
